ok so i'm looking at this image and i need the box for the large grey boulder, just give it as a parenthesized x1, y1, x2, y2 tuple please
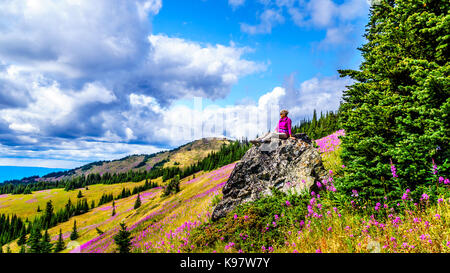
(211, 137, 330, 221)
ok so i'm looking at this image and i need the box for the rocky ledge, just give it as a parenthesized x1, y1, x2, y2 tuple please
(211, 135, 329, 221)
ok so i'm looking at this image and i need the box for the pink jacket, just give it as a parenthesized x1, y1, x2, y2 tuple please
(276, 116, 292, 136)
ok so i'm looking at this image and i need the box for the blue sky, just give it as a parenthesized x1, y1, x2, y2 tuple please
(0, 0, 370, 169)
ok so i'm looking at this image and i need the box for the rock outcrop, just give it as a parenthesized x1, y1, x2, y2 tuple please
(211, 136, 330, 221)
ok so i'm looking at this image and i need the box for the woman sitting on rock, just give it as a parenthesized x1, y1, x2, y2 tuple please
(250, 109, 295, 144)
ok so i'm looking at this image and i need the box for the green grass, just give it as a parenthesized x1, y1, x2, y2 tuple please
(321, 147, 344, 177)
(0, 181, 150, 219)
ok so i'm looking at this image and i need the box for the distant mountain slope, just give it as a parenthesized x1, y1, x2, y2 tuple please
(37, 137, 232, 182)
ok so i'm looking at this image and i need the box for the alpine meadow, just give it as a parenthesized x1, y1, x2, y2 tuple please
(0, 0, 449, 260)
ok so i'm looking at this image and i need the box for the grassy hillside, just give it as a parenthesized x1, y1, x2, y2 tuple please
(0, 180, 151, 219)
(1, 163, 236, 253)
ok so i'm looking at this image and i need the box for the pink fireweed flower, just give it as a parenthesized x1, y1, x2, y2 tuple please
(437, 198, 444, 204)
(435, 214, 441, 220)
(432, 158, 438, 175)
(285, 200, 291, 206)
(374, 203, 381, 211)
(445, 178, 449, 185)
(439, 176, 444, 183)
(392, 217, 402, 227)
(316, 181, 322, 188)
(342, 165, 346, 168)
(351, 189, 358, 197)
(390, 159, 398, 178)
(315, 248, 322, 253)
(234, 214, 238, 220)
(421, 193, 429, 201)
(244, 215, 249, 220)
(224, 242, 235, 250)
(327, 227, 332, 232)
(402, 191, 409, 201)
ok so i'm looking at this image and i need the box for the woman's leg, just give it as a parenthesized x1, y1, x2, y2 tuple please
(261, 132, 288, 142)
(277, 132, 288, 139)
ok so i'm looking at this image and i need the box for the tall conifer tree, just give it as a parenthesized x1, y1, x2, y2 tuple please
(338, 0, 449, 202)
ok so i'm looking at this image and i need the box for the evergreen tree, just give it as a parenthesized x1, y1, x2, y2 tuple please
(40, 230, 53, 253)
(54, 229, 65, 253)
(27, 227, 42, 253)
(70, 220, 79, 241)
(163, 175, 180, 196)
(65, 198, 74, 218)
(36, 205, 41, 213)
(23, 186, 32, 195)
(19, 244, 26, 253)
(113, 222, 131, 253)
(17, 226, 27, 246)
(96, 227, 104, 235)
(337, 0, 450, 203)
(112, 200, 116, 216)
(43, 200, 54, 229)
(134, 193, 142, 209)
(77, 190, 83, 198)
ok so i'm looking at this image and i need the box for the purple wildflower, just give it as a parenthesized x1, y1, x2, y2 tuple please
(390, 159, 398, 178)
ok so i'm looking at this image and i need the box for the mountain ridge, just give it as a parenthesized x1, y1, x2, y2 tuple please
(4, 137, 233, 184)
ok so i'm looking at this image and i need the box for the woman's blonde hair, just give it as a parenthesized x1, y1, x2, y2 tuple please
(280, 109, 289, 116)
